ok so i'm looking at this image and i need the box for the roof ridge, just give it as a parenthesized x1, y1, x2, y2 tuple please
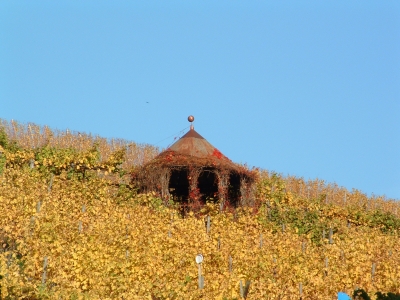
(180, 128, 205, 139)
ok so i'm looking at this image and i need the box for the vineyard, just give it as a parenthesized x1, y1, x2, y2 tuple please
(0, 119, 400, 299)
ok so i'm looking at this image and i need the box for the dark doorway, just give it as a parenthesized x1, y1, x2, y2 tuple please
(198, 169, 218, 203)
(169, 169, 189, 202)
(228, 173, 241, 207)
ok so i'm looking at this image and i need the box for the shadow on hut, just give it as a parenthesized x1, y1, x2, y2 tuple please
(132, 116, 256, 214)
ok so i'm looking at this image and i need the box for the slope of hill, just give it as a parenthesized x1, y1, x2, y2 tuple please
(0, 120, 399, 299)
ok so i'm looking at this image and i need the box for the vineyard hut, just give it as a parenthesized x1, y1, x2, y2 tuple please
(132, 116, 256, 207)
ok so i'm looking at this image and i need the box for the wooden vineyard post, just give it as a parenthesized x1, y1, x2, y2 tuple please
(48, 173, 54, 193)
(196, 254, 204, 289)
(5, 252, 12, 280)
(31, 200, 42, 237)
(324, 257, 329, 277)
(299, 282, 303, 299)
(42, 256, 48, 286)
(240, 280, 251, 299)
(126, 214, 130, 259)
(78, 221, 83, 233)
(229, 256, 233, 273)
(206, 215, 211, 234)
(6, 252, 12, 268)
(329, 228, 333, 244)
(168, 213, 173, 237)
(299, 282, 303, 300)
(78, 204, 86, 234)
(29, 216, 35, 236)
(371, 263, 376, 282)
(198, 267, 204, 290)
(340, 250, 345, 263)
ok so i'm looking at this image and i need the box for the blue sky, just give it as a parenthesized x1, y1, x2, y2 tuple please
(1, 1, 399, 199)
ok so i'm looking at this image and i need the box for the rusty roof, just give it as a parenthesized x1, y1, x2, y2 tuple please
(136, 124, 257, 181)
(167, 127, 229, 160)
(143, 126, 239, 169)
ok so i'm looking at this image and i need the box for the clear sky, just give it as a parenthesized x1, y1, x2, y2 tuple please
(1, 1, 399, 199)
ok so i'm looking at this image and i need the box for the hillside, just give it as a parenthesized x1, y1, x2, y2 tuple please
(0, 120, 399, 299)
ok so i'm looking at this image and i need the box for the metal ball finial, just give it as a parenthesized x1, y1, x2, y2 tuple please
(188, 115, 194, 122)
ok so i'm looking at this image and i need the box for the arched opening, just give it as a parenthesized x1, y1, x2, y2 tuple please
(198, 169, 218, 203)
(228, 173, 241, 207)
(169, 168, 189, 202)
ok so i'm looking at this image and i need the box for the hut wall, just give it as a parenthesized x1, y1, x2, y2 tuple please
(216, 170, 229, 206)
(160, 168, 171, 200)
(188, 167, 201, 203)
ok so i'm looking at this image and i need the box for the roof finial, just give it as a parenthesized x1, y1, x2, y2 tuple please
(188, 115, 194, 130)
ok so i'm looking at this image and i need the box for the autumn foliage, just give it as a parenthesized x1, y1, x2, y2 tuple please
(0, 120, 399, 299)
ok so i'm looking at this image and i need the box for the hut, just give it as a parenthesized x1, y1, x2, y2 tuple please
(133, 116, 256, 208)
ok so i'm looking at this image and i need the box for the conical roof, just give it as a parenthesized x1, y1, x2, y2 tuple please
(168, 127, 228, 160)
(144, 125, 238, 170)
(134, 119, 257, 193)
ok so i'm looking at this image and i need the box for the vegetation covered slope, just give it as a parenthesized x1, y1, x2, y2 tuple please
(0, 120, 399, 299)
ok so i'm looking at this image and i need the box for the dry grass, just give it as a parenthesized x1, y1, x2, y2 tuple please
(0, 118, 159, 170)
